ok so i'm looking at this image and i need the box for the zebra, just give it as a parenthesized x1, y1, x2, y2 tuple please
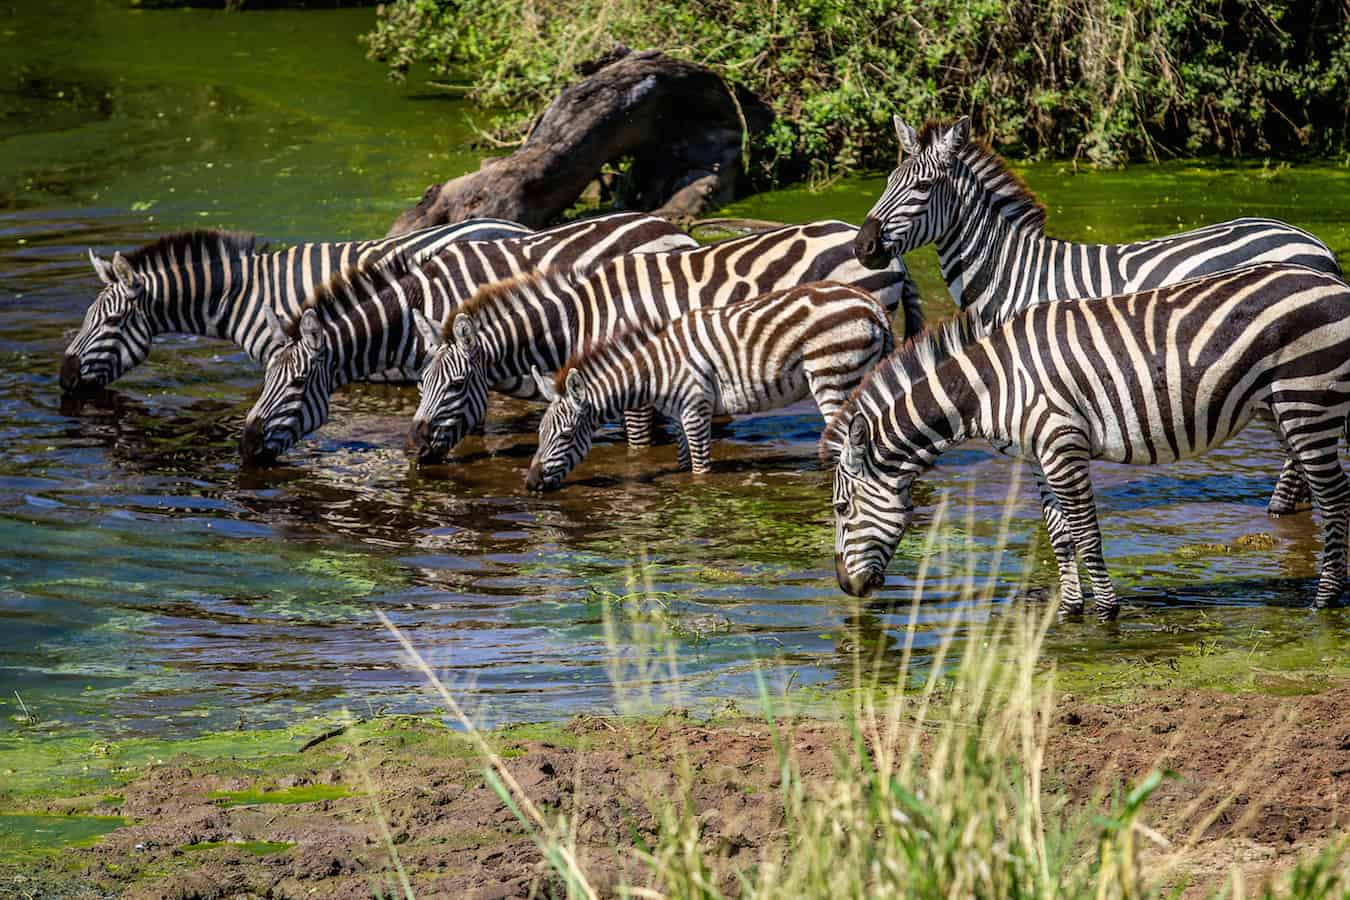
(853, 116, 1346, 517)
(823, 262, 1350, 619)
(60, 218, 530, 395)
(523, 282, 894, 491)
(238, 213, 695, 466)
(408, 221, 922, 464)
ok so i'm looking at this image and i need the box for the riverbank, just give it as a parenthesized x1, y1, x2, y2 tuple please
(3, 648, 1348, 898)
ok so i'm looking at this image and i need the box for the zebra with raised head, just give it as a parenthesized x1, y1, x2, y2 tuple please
(60, 218, 530, 395)
(852, 116, 1345, 517)
(823, 262, 1350, 619)
(238, 213, 695, 465)
(408, 221, 921, 464)
(523, 282, 893, 491)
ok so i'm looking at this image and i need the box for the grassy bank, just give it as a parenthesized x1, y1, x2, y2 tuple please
(364, 0, 1350, 183)
(4, 597, 1350, 896)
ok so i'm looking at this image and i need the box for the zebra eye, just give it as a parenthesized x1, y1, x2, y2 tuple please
(832, 499, 849, 515)
(104, 313, 124, 326)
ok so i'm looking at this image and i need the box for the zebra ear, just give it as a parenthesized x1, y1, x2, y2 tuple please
(263, 306, 291, 346)
(452, 314, 478, 351)
(89, 249, 115, 285)
(564, 368, 585, 400)
(299, 308, 324, 352)
(411, 308, 443, 350)
(532, 366, 558, 403)
(111, 251, 137, 288)
(893, 116, 921, 158)
(845, 414, 869, 471)
(937, 116, 971, 162)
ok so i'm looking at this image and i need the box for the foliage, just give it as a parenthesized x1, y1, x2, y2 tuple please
(364, 0, 1350, 183)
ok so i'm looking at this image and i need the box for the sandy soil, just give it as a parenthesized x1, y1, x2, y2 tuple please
(3, 684, 1347, 899)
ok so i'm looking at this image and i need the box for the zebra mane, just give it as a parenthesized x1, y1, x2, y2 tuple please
(295, 248, 416, 339)
(554, 316, 663, 395)
(442, 268, 555, 338)
(916, 119, 1047, 231)
(820, 309, 991, 466)
(125, 230, 260, 269)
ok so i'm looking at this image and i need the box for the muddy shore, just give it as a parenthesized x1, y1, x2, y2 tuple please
(2, 680, 1347, 899)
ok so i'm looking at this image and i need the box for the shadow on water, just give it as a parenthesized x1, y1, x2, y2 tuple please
(2, 1, 1350, 739)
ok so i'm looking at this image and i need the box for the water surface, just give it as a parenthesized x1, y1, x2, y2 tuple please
(3, 0, 1350, 739)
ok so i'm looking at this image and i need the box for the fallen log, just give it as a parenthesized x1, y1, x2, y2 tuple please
(387, 49, 772, 236)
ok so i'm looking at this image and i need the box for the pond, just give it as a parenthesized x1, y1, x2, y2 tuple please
(3, 0, 1350, 740)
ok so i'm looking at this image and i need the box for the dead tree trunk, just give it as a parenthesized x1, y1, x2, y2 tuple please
(386, 49, 771, 236)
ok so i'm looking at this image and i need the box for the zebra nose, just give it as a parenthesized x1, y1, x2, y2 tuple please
(60, 354, 83, 393)
(525, 466, 545, 493)
(834, 554, 880, 597)
(854, 217, 889, 270)
(239, 419, 272, 467)
(405, 419, 441, 464)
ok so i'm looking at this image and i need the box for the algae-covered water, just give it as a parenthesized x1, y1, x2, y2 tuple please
(4, 0, 1350, 742)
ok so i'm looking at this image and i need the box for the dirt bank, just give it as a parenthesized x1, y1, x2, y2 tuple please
(3, 683, 1348, 899)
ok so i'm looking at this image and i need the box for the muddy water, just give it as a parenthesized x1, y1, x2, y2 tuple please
(4, 1, 1350, 739)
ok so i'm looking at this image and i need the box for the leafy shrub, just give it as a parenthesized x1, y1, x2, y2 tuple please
(364, 0, 1350, 182)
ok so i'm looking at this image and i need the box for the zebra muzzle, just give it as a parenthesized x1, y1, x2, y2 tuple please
(405, 419, 444, 465)
(853, 217, 891, 270)
(59, 354, 88, 394)
(835, 554, 884, 597)
(238, 420, 278, 468)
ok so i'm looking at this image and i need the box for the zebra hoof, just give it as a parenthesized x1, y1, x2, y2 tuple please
(1055, 601, 1084, 620)
(1266, 499, 1309, 517)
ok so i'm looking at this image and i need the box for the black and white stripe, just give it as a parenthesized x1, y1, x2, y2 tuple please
(60, 219, 530, 394)
(239, 213, 694, 465)
(409, 221, 921, 463)
(824, 262, 1350, 619)
(855, 116, 1344, 516)
(524, 282, 894, 491)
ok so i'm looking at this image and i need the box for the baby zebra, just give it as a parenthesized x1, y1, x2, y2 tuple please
(524, 282, 893, 492)
(824, 262, 1350, 619)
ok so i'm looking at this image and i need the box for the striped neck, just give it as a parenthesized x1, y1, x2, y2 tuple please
(319, 274, 429, 389)
(135, 238, 249, 344)
(575, 339, 664, 423)
(934, 146, 1068, 312)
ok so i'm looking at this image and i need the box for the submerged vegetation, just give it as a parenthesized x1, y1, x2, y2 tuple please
(365, 0, 1350, 182)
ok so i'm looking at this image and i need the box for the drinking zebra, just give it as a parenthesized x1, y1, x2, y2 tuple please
(238, 213, 694, 465)
(823, 263, 1350, 619)
(853, 116, 1345, 516)
(60, 218, 530, 395)
(524, 282, 894, 491)
(408, 221, 921, 464)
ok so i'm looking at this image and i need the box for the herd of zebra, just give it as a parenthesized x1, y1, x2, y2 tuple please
(61, 117, 1350, 620)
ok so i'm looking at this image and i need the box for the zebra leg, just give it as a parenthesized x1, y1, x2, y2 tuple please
(1038, 443, 1118, 621)
(1274, 413, 1350, 607)
(1267, 460, 1312, 516)
(624, 407, 656, 448)
(677, 400, 714, 474)
(1031, 465, 1084, 617)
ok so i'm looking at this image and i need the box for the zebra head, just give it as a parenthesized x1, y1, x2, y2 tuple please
(62, 250, 154, 394)
(831, 412, 916, 597)
(407, 312, 489, 465)
(525, 367, 599, 493)
(855, 115, 971, 270)
(239, 308, 332, 467)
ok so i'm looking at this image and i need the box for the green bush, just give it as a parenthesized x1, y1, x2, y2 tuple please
(364, 0, 1350, 182)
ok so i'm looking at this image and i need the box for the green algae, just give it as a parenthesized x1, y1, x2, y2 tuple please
(208, 784, 352, 806)
(0, 813, 126, 858)
(180, 839, 293, 855)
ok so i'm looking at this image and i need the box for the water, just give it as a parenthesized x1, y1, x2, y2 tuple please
(3, 0, 1350, 739)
